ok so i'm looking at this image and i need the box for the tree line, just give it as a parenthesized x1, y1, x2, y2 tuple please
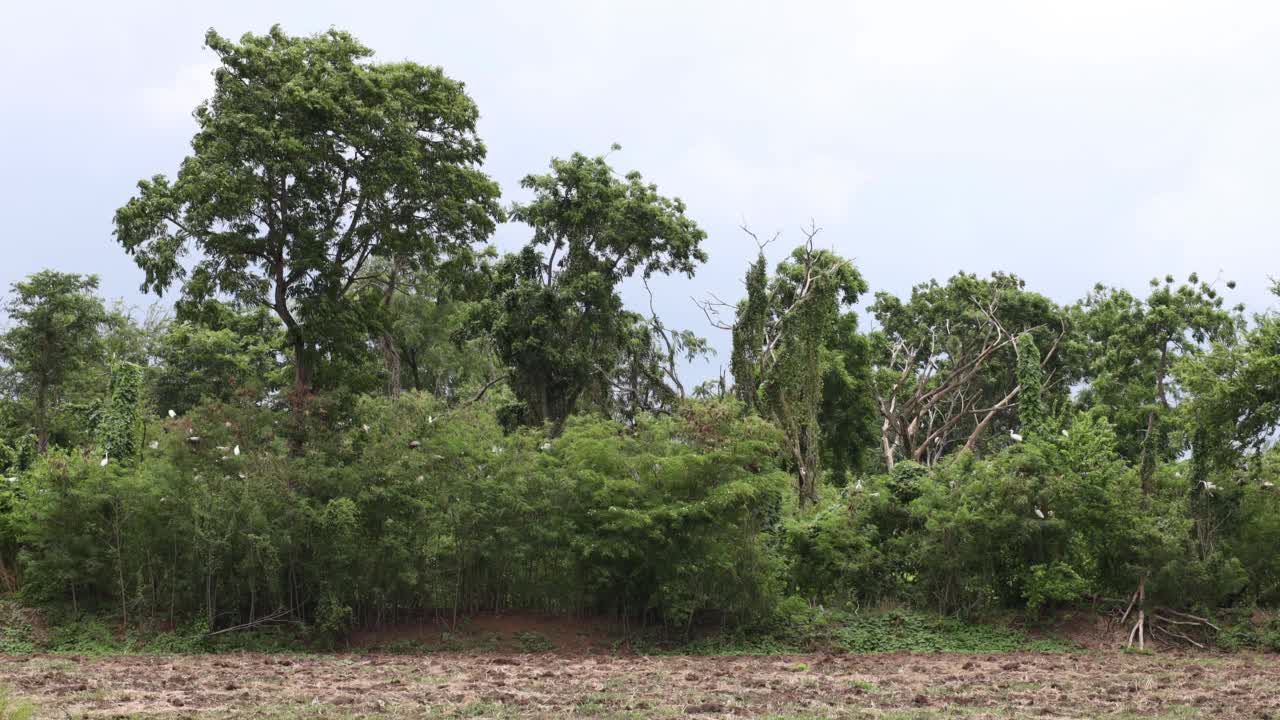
(2, 26, 1278, 646)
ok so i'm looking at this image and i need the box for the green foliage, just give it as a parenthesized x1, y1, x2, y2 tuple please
(95, 361, 143, 464)
(113, 25, 502, 437)
(472, 149, 707, 430)
(5, 24, 1280, 661)
(833, 611, 1075, 653)
(1074, 274, 1240, 488)
(512, 631, 555, 653)
(729, 238, 869, 504)
(870, 272, 1067, 466)
(0, 271, 109, 453)
(1015, 333, 1047, 434)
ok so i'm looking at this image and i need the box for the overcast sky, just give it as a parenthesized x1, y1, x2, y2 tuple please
(3, 1, 1278, 382)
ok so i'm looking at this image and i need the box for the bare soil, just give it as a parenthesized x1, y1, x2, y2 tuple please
(3, 649, 1278, 719)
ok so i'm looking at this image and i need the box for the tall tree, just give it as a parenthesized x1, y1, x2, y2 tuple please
(869, 272, 1067, 468)
(0, 272, 108, 453)
(1074, 274, 1240, 492)
(710, 226, 867, 504)
(113, 26, 502, 446)
(472, 149, 707, 430)
(1178, 281, 1277, 478)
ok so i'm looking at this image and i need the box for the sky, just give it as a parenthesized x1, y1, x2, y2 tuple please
(2, 0, 1278, 383)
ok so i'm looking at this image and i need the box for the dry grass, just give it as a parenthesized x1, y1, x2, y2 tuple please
(1, 650, 1277, 718)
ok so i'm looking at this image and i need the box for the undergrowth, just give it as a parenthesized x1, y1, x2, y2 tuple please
(627, 604, 1078, 655)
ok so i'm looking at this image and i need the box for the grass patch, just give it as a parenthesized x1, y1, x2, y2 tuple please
(833, 611, 1077, 654)
(513, 630, 555, 653)
(0, 686, 34, 720)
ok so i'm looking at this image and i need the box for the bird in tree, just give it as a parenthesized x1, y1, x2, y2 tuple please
(113, 26, 502, 448)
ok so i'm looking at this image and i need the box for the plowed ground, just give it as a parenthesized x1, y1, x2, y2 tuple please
(2, 650, 1278, 719)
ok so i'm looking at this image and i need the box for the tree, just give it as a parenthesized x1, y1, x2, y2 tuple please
(710, 225, 868, 505)
(472, 149, 707, 430)
(357, 250, 498, 400)
(0, 272, 108, 453)
(1179, 281, 1280, 477)
(96, 362, 143, 464)
(1074, 274, 1240, 492)
(113, 26, 502, 446)
(148, 302, 283, 414)
(819, 312, 878, 483)
(869, 272, 1067, 468)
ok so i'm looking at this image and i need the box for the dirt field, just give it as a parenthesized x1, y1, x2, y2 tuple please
(3, 650, 1279, 719)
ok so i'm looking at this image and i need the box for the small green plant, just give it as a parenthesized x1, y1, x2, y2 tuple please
(834, 611, 1075, 654)
(47, 616, 120, 655)
(513, 630, 555, 653)
(0, 601, 37, 654)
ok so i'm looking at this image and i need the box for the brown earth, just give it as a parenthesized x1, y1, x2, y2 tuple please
(2, 649, 1278, 719)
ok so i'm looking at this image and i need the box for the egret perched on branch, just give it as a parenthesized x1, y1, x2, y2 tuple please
(149, 441, 159, 450)
(1199, 480, 1218, 495)
(233, 445, 240, 457)
(100, 456, 109, 467)
(1010, 431, 1024, 443)
(168, 409, 176, 418)
(1034, 506, 1045, 519)
(853, 479, 864, 492)
(1061, 430, 1069, 438)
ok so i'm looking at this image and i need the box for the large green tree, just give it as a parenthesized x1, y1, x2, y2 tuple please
(869, 272, 1068, 468)
(0, 272, 108, 453)
(1179, 281, 1280, 477)
(472, 149, 706, 430)
(113, 26, 502, 444)
(1074, 274, 1240, 491)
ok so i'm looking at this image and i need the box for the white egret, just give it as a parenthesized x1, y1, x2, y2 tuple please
(233, 445, 240, 456)
(1010, 431, 1024, 442)
(1034, 507, 1045, 519)
(100, 456, 109, 467)
(168, 409, 176, 418)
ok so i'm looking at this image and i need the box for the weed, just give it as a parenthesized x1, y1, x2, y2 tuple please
(513, 630, 555, 653)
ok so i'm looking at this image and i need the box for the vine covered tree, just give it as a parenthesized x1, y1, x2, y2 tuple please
(712, 225, 868, 505)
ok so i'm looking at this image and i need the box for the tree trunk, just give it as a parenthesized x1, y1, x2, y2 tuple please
(288, 334, 313, 455)
(1138, 341, 1170, 494)
(380, 259, 403, 396)
(35, 382, 49, 454)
